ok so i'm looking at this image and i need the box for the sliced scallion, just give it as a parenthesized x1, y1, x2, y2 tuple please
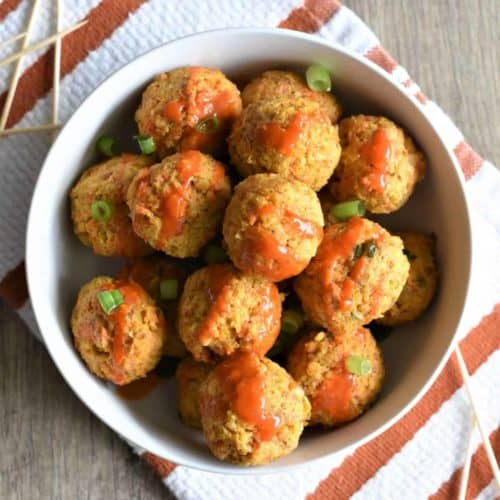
(91, 200, 112, 222)
(203, 244, 227, 265)
(96, 135, 119, 157)
(305, 63, 332, 92)
(346, 354, 372, 376)
(365, 240, 377, 258)
(134, 134, 156, 155)
(160, 279, 179, 300)
(330, 200, 365, 222)
(97, 289, 124, 314)
(281, 309, 304, 335)
(195, 115, 220, 134)
(353, 244, 363, 259)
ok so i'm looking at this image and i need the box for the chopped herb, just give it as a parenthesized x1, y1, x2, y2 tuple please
(97, 289, 124, 314)
(160, 279, 179, 300)
(346, 355, 372, 375)
(134, 134, 156, 155)
(91, 200, 112, 222)
(353, 244, 363, 259)
(365, 240, 377, 258)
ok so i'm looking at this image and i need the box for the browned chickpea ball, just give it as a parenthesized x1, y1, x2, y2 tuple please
(329, 115, 426, 213)
(199, 352, 311, 465)
(228, 97, 341, 191)
(135, 66, 242, 158)
(118, 255, 190, 358)
(294, 217, 409, 332)
(287, 328, 384, 427)
(175, 357, 212, 429)
(70, 154, 154, 257)
(223, 174, 324, 282)
(126, 150, 232, 258)
(70, 276, 167, 385)
(378, 232, 438, 326)
(241, 70, 342, 123)
(178, 263, 282, 363)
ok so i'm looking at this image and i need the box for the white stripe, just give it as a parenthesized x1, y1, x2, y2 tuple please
(165, 452, 347, 500)
(423, 100, 464, 150)
(475, 479, 500, 500)
(318, 5, 379, 55)
(0, 1, 101, 93)
(351, 351, 500, 500)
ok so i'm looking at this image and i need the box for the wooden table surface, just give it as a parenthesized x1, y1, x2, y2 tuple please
(1, 1, 498, 499)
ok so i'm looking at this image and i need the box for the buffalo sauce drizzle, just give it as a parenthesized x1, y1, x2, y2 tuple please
(360, 128, 391, 193)
(157, 150, 202, 247)
(311, 367, 354, 422)
(99, 281, 143, 372)
(196, 264, 234, 345)
(214, 352, 280, 441)
(256, 113, 306, 156)
(162, 67, 239, 151)
(315, 217, 369, 314)
(163, 101, 184, 122)
(240, 204, 323, 281)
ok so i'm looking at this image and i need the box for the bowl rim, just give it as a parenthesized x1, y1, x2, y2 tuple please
(26, 26, 473, 475)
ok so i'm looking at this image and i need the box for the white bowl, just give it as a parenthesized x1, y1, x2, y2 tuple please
(26, 28, 472, 474)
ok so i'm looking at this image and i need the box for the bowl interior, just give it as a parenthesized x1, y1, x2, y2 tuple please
(26, 29, 471, 474)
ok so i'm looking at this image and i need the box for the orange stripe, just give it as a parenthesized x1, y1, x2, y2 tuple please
(309, 304, 500, 499)
(454, 141, 484, 180)
(278, 0, 341, 32)
(364, 45, 398, 73)
(0, 0, 150, 128)
(430, 427, 500, 500)
(0, 0, 22, 23)
(0, 261, 28, 309)
(142, 452, 176, 477)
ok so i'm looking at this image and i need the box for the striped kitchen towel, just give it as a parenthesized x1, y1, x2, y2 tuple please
(0, 1, 499, 499)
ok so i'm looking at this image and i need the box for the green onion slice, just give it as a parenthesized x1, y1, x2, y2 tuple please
(91, 200, 112, 222)
(305, 63, 332, 92)
(96, 135, 119, 157)
(346, 355, 372, 376)
(195, 115, 220, 134)
(97, 289, 124, 314)
(330, 200, 365, 221)
(281, 309, 304, 335)
(365, 240, 377, 258)
(353, 244, 363, 259)
(160, 279, 179, 300)
(134, 134, 156, 155)
(203, 244, 227, 264)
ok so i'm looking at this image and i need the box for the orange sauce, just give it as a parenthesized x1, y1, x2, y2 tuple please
(163, 101, 184, 122)
(311, 369, 354, 422)
(180, 68, 240, 152)
(157, 151, 202, 247)
(314, 217, 365, 314)
(116, 372, 162, 400)
(256, 113, 306, 156)
(360, 128, 390, 193)
(240, 205, 322, 281)
(338, 256, 367, 311)
(214, 352, 280, 441)
(196, 264, 234, 344)
(100, 281, 144, 367)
